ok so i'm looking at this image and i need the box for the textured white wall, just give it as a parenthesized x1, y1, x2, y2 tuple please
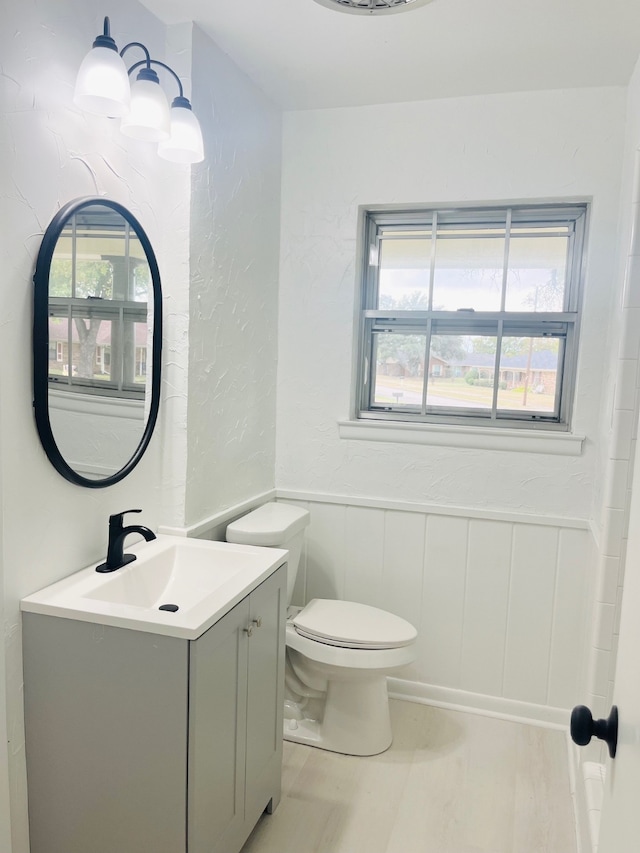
(0, 385, 10, 853)
(276, 89, 626, 519)
(185, 26, 281, 526)
(0, 5, 281, 851)
(158, 21, 196, 531)
(0, 3, 190, 848)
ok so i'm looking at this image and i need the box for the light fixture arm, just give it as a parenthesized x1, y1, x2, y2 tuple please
(121, 42, 153, 70)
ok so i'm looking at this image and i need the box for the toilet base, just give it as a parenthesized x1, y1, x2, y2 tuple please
(283, 675, 393, 756)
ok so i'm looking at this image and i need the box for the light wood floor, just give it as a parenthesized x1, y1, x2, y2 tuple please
(241, 700, 577, 853)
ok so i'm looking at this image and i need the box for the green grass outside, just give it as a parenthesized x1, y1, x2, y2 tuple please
(376, 374, 556, 412)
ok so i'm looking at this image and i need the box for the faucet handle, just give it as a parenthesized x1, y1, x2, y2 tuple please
(109, 509, 142, 525)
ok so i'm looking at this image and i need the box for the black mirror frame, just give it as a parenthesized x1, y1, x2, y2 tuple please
(33, 197, 163, 488)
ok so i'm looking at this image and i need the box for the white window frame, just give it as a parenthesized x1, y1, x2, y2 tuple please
(355, 202, 588, 432)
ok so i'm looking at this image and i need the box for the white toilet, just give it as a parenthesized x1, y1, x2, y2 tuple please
(226, 501, 417, 756)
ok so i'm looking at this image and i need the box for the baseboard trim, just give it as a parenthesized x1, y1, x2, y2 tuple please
(158, 489, 277, 539)
(387, 677, 570, 729)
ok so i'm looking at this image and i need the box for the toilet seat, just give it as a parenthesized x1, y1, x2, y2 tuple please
(292, 599, 417, 650)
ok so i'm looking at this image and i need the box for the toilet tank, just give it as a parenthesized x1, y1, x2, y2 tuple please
(225, 502, 310, 603)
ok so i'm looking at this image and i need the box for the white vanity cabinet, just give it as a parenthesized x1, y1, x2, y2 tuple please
(22, 563, 286, 853)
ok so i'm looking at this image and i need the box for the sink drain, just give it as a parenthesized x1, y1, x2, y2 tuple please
(159, 604, 179, 612)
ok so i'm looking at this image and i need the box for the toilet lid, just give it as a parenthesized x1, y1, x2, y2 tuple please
(292, 599, 417, 650)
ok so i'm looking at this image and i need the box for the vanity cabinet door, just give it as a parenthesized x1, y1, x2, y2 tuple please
(188, 597, 250, 853)
(245, 566, 286, 826)
(187, 564, 286, 853)
(22, 615, 189, 853)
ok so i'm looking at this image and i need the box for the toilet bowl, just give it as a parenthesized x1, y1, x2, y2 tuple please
(226, 502, 417, 756)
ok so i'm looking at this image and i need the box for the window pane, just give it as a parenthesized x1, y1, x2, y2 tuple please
(378, 239, 431, 309)
(504, 236, 567, 311)
(379, 229, 431, 238)
(48, 317, 69, 378)
(74, 259, 114, 299)
(435, 228, 505, 236)
(133, 323, 148, 384)
(49, 241, 73, 297)
(496, 337, 559, 413)
(48, 313, 113, 384)
(132, 255, 151, 302)
(71, 309, 112, 383)
(372, 332, 425, 407)
(510, 226, 570, 234)
(432, 236, 505, 311)
(427, 335, 496, 409)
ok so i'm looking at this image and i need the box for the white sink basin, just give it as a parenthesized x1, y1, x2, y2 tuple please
(20, 535, 288, 639)
(87, 542, 263, 609)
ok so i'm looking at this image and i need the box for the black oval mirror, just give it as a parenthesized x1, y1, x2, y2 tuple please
(33, 198, 162, 488)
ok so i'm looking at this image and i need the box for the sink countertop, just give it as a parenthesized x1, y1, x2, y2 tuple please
(20, 535, 288, 640)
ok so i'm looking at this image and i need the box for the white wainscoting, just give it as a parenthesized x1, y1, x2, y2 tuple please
(278, 491, 595, 723)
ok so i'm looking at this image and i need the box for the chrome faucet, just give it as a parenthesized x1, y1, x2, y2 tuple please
(96, 509, 156, 573)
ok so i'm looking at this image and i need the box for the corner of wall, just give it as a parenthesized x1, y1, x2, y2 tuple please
(182, 24, 282, 528)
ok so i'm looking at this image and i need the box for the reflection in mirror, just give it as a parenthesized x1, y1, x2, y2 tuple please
(33, 199, 162, 488)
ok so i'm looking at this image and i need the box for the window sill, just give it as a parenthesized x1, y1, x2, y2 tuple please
(337, 419, 584, 456)
(48, 389, 144, 420)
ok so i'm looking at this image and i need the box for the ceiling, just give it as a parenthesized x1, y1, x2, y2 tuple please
(139, 0, 640, 111)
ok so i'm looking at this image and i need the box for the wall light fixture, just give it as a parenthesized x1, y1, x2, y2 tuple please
(74, 17, 204, 164)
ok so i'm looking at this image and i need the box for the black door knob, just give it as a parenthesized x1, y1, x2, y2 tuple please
(570, 705, 618, 758)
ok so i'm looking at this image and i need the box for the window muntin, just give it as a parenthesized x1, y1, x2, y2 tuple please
(358, 204, 587, 429)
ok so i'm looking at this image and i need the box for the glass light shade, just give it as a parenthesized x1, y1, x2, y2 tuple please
(120, 77, 170, 142)
(158, 103, 204, 164)
(74, 46, 130, 117)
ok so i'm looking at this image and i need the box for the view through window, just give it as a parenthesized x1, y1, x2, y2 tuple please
(48, 208, 150, 398)
(357, 204, 588, 429)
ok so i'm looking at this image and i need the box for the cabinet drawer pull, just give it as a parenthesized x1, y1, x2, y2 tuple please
(252, 617, 262, 629)
(244, 626, 253, 637)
